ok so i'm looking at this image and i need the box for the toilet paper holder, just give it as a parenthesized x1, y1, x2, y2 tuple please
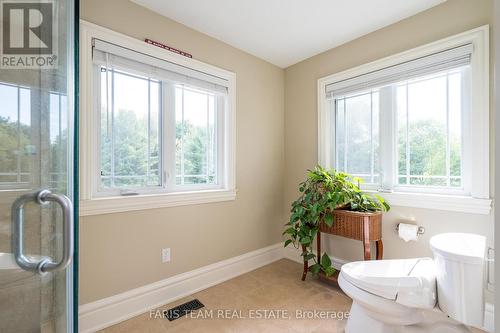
(395, 223, 425, 235)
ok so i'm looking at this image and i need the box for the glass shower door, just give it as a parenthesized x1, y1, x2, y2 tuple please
(0, 0, 76, 332)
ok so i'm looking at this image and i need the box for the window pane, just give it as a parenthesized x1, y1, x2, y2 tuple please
(408, 74, 447, 181)
(397, 68, 465, 188)
(100, 69, 112, 188)
(448, 72, 462, 185)
(149, 81, 161, 186)
(334, 91, 379, 183)
(49, 93, 68, 191)
(371, 92, 380, 184)
(0, 83, 32, 187)
(100, 68, 162, 190)
(50, 93, 60, 144)
(175, 86, 217, 186)
(19, 88, 31, 184)
(334, 99, 345, 170)
(0, 84, 19, 184)
(397, 85, 408, 185)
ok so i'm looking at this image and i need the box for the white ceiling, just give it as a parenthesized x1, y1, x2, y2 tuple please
(132, 0, 446, 68)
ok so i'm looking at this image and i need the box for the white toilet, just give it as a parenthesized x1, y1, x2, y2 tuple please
(338, 233, 486, 333)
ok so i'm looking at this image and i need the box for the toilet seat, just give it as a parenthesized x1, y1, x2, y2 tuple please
(340, 258, 437, 309)
(338, 273, 426, 326)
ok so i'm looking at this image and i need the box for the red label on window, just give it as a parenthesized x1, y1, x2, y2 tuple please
(145, 39, 192, 58)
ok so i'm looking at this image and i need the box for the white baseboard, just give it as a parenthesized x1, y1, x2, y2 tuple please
(79, 242, 495, 333)
(282, 243, 348, 270)
(483, 302, 494, 333)
(78, 243, 283, 333)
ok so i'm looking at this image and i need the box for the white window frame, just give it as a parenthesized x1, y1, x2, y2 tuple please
(79, 21, 236, 216)
(318, 26, 491, 214)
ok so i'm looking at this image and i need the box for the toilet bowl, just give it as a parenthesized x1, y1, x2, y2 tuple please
(338, 233, 486, 333)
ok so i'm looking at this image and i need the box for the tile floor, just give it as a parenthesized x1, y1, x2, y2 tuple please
(98, 258, 486, 333)
(99, 259, 351, 333)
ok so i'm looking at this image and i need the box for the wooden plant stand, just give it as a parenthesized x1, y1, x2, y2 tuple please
(301, 210, 383, 282)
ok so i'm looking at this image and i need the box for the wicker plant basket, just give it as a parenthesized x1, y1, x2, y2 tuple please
(319, 210, 382, 241)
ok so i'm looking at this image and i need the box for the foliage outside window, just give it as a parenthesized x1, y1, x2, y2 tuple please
(99, 68, 162, 189)
(93, 45, 227, 197)
(175, 86, 218, 186)
(330, 64, 471, 195)
(0, 83, 32, 188)
(0, 82, 68, 192)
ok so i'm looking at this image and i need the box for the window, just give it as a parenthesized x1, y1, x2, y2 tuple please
(80, 23, 235, 215)
(332, 66, 469, 193)
(0, 82, 69, 191)
(334, 90, 380, 184)
(175, 85, 219, 186)
(0, 83, 31, 188)
(396, 70, 465, 189)
(319, 27, 490, 214)
(49, 91, 68, 191)
(99, 67, 162, 192)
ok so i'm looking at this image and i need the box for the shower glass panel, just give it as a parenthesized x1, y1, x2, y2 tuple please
(0, 0, 77, 332)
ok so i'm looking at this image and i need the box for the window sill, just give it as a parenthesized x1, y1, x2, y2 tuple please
(366, 191, 492, 215)
(79, 189, 237, 216)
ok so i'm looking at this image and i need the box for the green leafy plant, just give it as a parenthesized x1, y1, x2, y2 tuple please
(283, 165, 390, 277)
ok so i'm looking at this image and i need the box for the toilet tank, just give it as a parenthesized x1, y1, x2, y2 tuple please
(430, 233, 486, 328)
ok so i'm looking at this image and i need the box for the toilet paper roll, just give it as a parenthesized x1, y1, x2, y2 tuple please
(398, 223, 419, 242)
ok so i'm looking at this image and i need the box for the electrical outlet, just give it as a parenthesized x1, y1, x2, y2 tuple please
(162, 248, 171, 263)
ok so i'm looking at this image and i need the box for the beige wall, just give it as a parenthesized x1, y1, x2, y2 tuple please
(79, 0, 285, 304)
(284, 0, 495, 301)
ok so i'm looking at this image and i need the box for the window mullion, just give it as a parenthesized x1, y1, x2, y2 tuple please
(461, 67, 473, 196)
(16, 86, 21, 183)
(94, 66, 102, 195)
(58, 94, 63, 188)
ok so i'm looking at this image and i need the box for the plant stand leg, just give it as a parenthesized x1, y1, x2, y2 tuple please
(301, 245, 308, 281)
(363, 240, 371, 260)
(376, 240, 383, 260)
(363, 217, 371, 260)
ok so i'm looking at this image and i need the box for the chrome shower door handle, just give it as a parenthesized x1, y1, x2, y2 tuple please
(12, 189, 74, 274)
